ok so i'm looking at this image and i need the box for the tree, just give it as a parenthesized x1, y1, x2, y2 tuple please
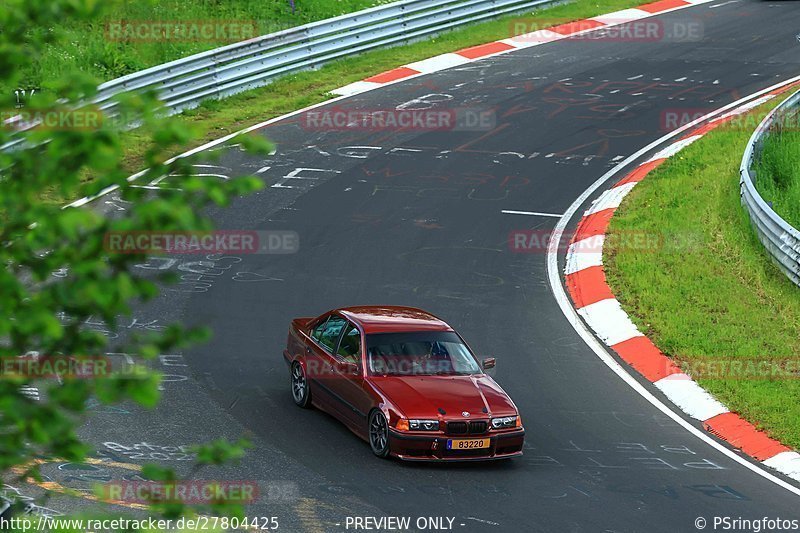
(0, 0, 271, 520)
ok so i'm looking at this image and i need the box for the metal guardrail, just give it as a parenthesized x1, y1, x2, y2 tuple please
(1, 0, 557, 151)
(93, 0, 557, 115)
(740, 89, 800, 287)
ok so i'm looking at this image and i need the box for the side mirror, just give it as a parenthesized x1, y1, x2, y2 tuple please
(482, 357, 496, 370)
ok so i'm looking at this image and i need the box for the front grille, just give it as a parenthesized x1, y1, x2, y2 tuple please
(446, 421, 468, 435)
(446, 420, 489, 435)
(468, 421, 488, 434)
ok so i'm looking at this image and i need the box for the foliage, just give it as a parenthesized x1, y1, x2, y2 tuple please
(0, 0, 270, 518)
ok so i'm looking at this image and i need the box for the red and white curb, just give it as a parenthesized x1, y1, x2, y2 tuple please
(564, 85, 800, 483)
(333, 0, 715, 97)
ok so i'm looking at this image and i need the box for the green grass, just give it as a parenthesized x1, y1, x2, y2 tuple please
(754, 113, 800, 228)
(605, 95, 800, 450)
(86, 0, 644, 186)
(11, 0, 397, 94)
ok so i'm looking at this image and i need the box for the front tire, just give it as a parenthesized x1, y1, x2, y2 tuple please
(368, 410, 390, 458)
(291, 361, 311, 408)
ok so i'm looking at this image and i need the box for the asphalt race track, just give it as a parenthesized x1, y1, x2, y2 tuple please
(51, 1, 800, 531)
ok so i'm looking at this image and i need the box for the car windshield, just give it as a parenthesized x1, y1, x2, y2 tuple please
(366, 331, 482, 376)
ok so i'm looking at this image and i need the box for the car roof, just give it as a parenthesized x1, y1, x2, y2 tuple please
(336, 306, 453, 334)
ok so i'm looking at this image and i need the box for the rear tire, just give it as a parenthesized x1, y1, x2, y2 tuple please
(291, 361, 311, 408)
(368, 410, 390, 458)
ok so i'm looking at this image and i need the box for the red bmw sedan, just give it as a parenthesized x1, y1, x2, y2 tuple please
(283, 306, 524, 461)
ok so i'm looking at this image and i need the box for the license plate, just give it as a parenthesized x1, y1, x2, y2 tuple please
(447, 438, 490, 450)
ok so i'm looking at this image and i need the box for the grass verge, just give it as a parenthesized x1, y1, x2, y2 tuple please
(12, 0, 397, 94)
(754, 114, 800, 228)
(605, 95, 800, 450)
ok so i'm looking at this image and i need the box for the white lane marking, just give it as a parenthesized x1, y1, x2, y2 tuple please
(716, 94, 774, 120)
(564, 236, 605, 275)
(465, 517, 500, 526)
(546, 73, 800, 497)
(710, 0, 740, 8)
(182, 173, 228, 179)
(129, 185, 182, 191)
(500, 29, 562, 48)
(592, 9, 650, 25)
(577, 299, 643, 346)
(331, 80, 381, 97)
(406, 53, 470, 73)
(647, 135, 702, 160)
(764, 452, 800, 482)
(584, 182, 637, 215)
(654, 374, 730, 420)
(501, 209, 563, 218)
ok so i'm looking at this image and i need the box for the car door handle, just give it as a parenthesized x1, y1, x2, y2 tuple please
(306, 346, 312, 353)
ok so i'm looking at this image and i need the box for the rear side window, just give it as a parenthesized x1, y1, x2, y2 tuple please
(337, 323, 361, 363)
(311, 318, 328, 342)
(315, 316, 347, 352)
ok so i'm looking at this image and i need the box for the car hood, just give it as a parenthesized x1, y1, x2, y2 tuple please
(371, 374, 517, 419)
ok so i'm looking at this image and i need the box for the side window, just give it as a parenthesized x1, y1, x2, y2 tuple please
(337, 323, 361, 364)
(311, 317, 329, 342)
(317, 316, 346, 352)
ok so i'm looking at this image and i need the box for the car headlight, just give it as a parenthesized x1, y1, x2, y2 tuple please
(491, 416, 518, 429)
(408, 419, 439, 431)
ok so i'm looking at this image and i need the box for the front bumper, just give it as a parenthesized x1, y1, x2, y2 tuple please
(388, 428, 525, 461)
